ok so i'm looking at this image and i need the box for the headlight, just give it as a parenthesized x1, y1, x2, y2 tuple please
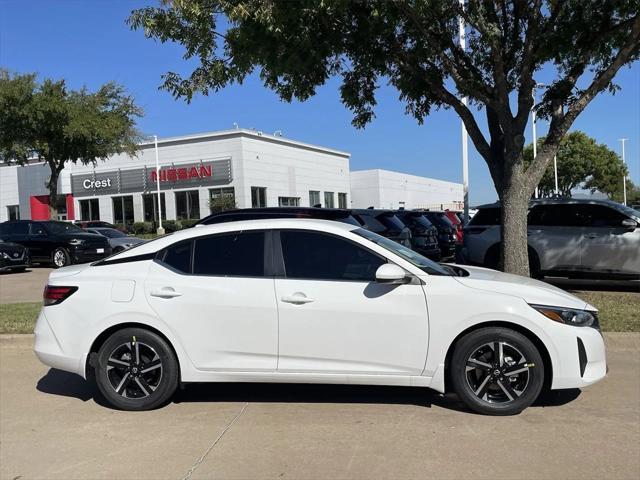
(68, 239, 86, 246)
(530, 304, 597, 327)
(0, 252, 9, 259)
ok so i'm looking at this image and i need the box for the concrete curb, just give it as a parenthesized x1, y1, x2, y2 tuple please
(2, 332, 639, 350)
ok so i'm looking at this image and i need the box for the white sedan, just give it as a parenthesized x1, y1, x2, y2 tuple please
(34, 219, 606, 415)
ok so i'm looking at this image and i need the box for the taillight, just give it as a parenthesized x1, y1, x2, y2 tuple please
(43, 285, 78, 306)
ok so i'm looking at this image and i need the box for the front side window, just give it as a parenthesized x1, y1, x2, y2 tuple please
(251, 187, 267, 208)
(355, 228, 451, 276)
(194, 231, 265, 277)
(278, 197, 300, 207)
(324, 192, 335, 208)
(175, 190, 200, 220)
(112, 196, 134, 225)
(143, 193, 166, 222)
(80, 198, 100, 221)
(280, 230, 385, 282)
(580, 204, 628, 227)
(309, 190, 321, 207)
(338, 192, 348, 209)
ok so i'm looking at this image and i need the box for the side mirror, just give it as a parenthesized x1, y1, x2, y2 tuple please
(622, 218, 637, 230)
(375, 264, 410, 285)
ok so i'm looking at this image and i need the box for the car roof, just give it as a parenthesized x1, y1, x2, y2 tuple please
(475, 198, 627, 209)
(109, 218, 360, 260)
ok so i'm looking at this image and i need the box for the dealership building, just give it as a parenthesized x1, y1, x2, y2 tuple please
(0, 129, 462, 224)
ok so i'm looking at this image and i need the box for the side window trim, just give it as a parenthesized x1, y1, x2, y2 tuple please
(274, 228, 388, 282)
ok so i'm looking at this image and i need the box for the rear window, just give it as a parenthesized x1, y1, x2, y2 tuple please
(468, 208, 501, 226)
(377, 214, 406, 231)
(425, 212, 454, 228)
(0, 222, 29, 235)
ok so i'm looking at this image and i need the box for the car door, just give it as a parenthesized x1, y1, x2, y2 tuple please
(144, 230, 278, 371)
(28, 222, 53, 261)
(274, 229, 429, 375)
(580, 204, 640, 275)
(527, 204, 583, 272)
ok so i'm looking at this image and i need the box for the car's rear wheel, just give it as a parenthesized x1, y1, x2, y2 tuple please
(51, 247, 70, 268)
(451, 327, 544, 415)
(95, 328, 179, 411)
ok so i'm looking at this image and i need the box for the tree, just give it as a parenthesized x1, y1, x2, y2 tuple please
(0, 71, 143, 218)
(523, 131, 628, 198)
(128, 1, 640, 275)
(209, 195, 237, 213)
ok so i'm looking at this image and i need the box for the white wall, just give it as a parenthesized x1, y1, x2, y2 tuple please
(351, 169, 463, 210)
(0, 165, 19, 222)
(239, 136, 350, 208)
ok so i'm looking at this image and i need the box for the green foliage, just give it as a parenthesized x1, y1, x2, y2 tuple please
(0, 70, 143, 216)
(178, 219, 200, 229)
(209, 195, 237, 213)
(523, 132, 629, 198)
(131, 221, 154, 235)
(162, 220, 179, 232)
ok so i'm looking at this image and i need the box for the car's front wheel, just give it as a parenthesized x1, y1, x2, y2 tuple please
(450, 327, 544, 415)
(94, 328, 179, 411)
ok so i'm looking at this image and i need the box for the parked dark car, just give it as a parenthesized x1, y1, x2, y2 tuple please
(76, 220, 128, 234)
(421, 211, 457, 258)
(394, 210, 441, 259)
(197, 207, 360, 226)
(444, 210, 464, 245)
(0, 220, 112, 268)
(0, 239, 30, 273)
(350, 209, 412, 248)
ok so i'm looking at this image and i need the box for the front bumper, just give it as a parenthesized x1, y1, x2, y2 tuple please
(550, 325, 607, 390)
(71, 246, 112, 263)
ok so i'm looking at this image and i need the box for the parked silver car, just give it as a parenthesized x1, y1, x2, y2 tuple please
(85, 227, 145, 253)
(459, 199, 640, 279)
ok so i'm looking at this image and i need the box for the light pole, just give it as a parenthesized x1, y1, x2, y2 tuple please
(553, 155, 559, 196)
(618, 138, 628, 206)
(459, 0, 469, 222)
(531, 87, 539, 198)
(154, 135, 165, 235)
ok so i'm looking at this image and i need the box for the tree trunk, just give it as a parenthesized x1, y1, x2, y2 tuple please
(47, 167, 59, 220)
(499, 180, 531, 277)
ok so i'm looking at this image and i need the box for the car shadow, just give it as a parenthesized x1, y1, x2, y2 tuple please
(36, 368, 581, 413)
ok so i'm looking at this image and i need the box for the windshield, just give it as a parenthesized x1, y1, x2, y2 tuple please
(377, 214, 406, 232)
(44, 222, 84, 235)
(99, 229, 127, 238)
(617, 204, 640, 220)
(354, 228, 451, 276)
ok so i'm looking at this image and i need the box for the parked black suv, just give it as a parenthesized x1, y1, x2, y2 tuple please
(394, 210, 441, 259)
(0, 240, 30, 273)
(0, 220, 112, 268)
(197, 207, 360, 226)
(420, 211, 457, 258)
(350, 209, 412, 248)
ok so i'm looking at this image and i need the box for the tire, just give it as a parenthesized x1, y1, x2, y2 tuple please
(94, 328, 179, 411)
(450, 327, 544, 415)
(51, 247, 71, 268)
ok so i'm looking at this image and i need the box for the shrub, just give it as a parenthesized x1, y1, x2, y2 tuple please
(179, 219, 199, 229)
(131, 222, 153, 235)
(162, 220, 179, 232)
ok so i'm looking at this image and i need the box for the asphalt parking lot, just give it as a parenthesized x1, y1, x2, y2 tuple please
(1, 333, 639, 480)
(0, 267, 53, 304)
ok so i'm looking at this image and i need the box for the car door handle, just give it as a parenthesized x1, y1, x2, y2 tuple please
(585, 233, 598, 239)
(150, 287, 182, 299)
(281, 294, 315, 304)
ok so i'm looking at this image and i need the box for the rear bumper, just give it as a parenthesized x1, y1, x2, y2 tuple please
(34, 309, 84, 377)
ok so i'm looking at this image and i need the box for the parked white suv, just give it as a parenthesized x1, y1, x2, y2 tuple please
(460, 199, 640, 279)
(35, 219, 606, 415)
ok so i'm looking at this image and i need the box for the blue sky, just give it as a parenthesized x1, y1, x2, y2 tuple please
(1, 1, 639, 204)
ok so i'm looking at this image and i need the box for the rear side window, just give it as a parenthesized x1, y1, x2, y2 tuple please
(0, 222, 29, 235)
(468, 208, 501, 226)
(158, 241, 193, 273)
(280, 230, 385, 281)
(193, 231, 265, 277)
(528, 205, 586, 227)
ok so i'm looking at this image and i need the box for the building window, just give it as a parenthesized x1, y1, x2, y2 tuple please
(278, 197, 300, 207)
(143, 193, 166, 222)
(309, 191, 321, 207)
(112, 196, 134, 226)
(79, 199, 100, 221)
(324, 192, 335, 208)
(6, 205, 20, 221)
(338, 193, 348, 209)
(209, 187, 236, 213)
(251, 186, 267, 208)
(175, 190, 200, 220)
